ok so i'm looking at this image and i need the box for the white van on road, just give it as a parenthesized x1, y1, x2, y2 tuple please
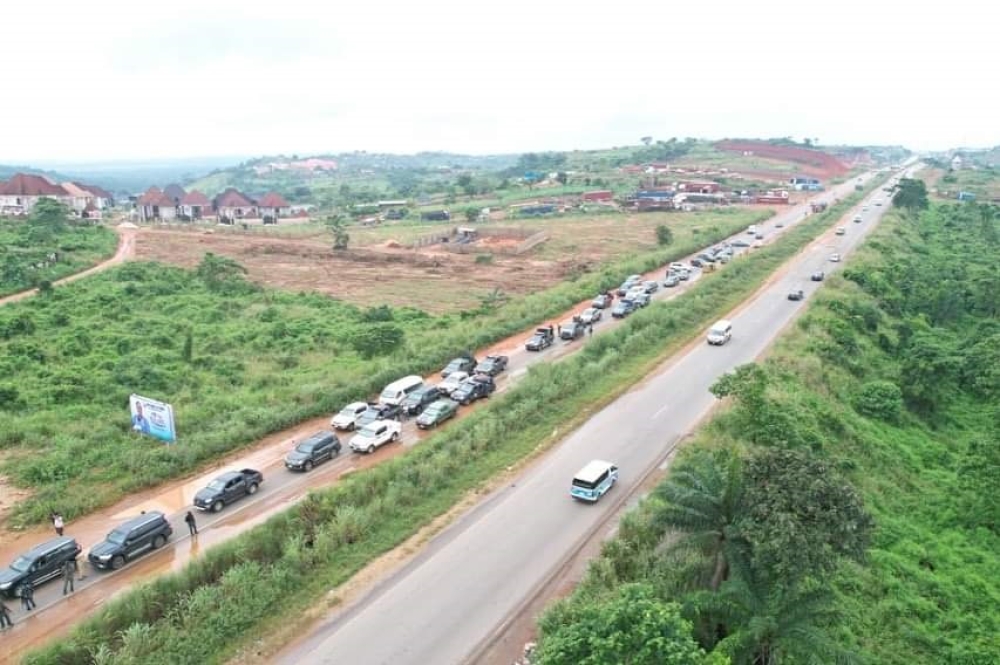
(379, 375, 425, 406)
(707, 319, 733, 346)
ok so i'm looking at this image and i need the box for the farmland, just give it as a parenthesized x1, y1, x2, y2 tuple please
(133, 208, 772, 313)
(534, 197, 1000, 663)
(0, 211, 117, 297)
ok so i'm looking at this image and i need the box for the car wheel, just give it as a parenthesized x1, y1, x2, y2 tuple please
(367, 444, 375, 454)
(152, 534, 167, 549)
(391, 432, 399, 442)
(212, 500, 224, 513)
(111, 555, 126, 570)
(247, 483, 259, 495)
(304, 460, 314, 472)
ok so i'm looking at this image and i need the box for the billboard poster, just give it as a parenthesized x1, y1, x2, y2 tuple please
(129, 394, 177, 443)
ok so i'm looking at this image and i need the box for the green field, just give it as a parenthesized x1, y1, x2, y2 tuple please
(534, 196, 1000, 664)
(0, 215, 118, 297)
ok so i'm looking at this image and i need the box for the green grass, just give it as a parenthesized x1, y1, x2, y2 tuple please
(20, 181, 880, 665)
(0, 220, 118, 297)
(537, 196, 1000, 663)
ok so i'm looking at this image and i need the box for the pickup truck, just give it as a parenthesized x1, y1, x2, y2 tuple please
(349, 419, 402, 454)
(474, 354, 508, 377)
(194, 469, 263, 512)
(451, 374, 496, 405)
(525, 327, 555, 351)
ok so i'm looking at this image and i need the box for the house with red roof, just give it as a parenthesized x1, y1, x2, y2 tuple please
(214, 188, 256, 221)
(257, 191, 291, 221)
(60, 182, 96, 213)
(163, 184, 187, 204)
(0, 173, 72, 215)
(136, 186, 178, 221)
(179, 190, 212, 220)
(78, 183, 114, 209)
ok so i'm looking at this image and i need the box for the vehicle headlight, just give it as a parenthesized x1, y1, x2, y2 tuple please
(0, 581, 11, 590)
(98, 554, 113, 561)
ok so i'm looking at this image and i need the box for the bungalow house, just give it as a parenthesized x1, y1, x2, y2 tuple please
(179, 190, 212, 220)
(60, 182, 96, 213)
(76, 183, 114, 209)
(257, 191, 291, 221)
(136, 186, 177, 221)
(214, 188, 256, 221)
(163, 183, 187, 205)
(0, 173, 72, 214)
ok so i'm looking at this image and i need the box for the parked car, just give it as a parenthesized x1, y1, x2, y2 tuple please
(811, 271, 825, 281)
(731, 239, 750, 248)
(641, 280, 660, 294)
(787, 289, 805, 301)
(669, 262, 686, 272)
(474, 354, 508, 377)
(560, 319, 586, 341)
(690, 258, 704, 268)
(612, 300, 637, 318)
(591, 293, 613, 309)
(438, 370, 469, 396)
(676, 267, 691, 281)
(830, 253, 841, 262)
(755, 232, 765, 240)
(416, 398, 459, 429)
(835, 226, 846, 235)
(401, 385, 443, 417)
(441, 355, 477, 378)
(88, 512, 172, 571)
(631, 292, 651, 307)
(194, 469, 263, 512)
(451, 374, 496, 405)
(853, 215, 863, 223)
(698, 253, 716, 263)
(0, 537, 82, 598)
(580, 307, 602, 325)
(331, 401, 369, 431)
(285, 430, 342, 471)
(616, 279, 639, 296)
(356, 403, 401, 429)
(874, 199, 883, 206)
(526, 326, 555, 351)
(664, 275, 680, 288)
(349, 420, 402, 454)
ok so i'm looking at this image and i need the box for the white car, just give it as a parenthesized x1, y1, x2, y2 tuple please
(830, 253, 841, 262)
(331, 402, 369, 431)
(874, 200, 883, 206)
(349, 420, 402, 454)
(580, 307, 602, 324)
(835, 227, 846, 235)
(438, 371, 469, 396)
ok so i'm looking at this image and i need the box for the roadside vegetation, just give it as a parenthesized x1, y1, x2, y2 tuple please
(20, 189, 876, 665)
(0, 209, 765, 526)
(0, 200, 117, 297)
(534, 195, 1000, 664)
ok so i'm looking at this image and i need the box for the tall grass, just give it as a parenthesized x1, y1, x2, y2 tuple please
(21, 189, 875, 664)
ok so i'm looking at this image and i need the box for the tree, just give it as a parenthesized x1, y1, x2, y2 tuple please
(899, 328, 962, 415)
(456, 173, 475, 197)
(654, 447, 746, 592)
(641, 136, 654, 146)
(196, 253, 248, 292)
(957, 434, 1000, 533)
(325, 214, 350, 250)
(693, 562, 853, 665)
(739, 448, 873, 583)
(656, 224, 675, 246)
(347, 323, 404, 359)
(535, 584, 719, 665)
(893, 178, 929, 211)
(464, 206, 480, 223)
(853, 380, 903, 422)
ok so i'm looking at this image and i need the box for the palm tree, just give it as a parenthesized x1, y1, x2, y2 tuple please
(653, 446, 746, 592)
(692, 555, 858, 665)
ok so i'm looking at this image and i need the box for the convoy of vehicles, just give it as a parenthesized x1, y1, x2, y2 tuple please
(194, 469, 264, 512)
(349, 420, 402, 454)
(284, 430, 342, 471)
(474, 355, 508, 377)
(526, 326, 556, 351)
(416, 399, 460, 429)
(451, 374, 496, 405)
(88, 512, 173, 570)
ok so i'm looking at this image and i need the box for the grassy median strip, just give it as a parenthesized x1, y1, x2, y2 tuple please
(22, 192, 873, 664)
(1, 209, 766, 527)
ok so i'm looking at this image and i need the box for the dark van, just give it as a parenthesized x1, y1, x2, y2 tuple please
(88, 511, 173, 571)
(0, 536, 82, 598)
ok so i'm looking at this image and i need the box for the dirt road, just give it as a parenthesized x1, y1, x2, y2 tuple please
(0, 224, 136, 307)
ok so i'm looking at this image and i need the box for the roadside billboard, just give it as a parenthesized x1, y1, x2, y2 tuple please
(129, 394, 177, 443)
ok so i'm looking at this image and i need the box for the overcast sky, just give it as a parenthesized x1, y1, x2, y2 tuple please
(3, 0, 996, 164)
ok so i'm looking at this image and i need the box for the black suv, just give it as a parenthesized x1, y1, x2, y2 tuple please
(88, 511, 173, 571)
(441, 356, 477, 378)
(451, 374, 496, 405)
(401, 385, 443, 416)
(356, 403, 401, 428)
(285, 430, 342, 471)
(0, 536, 82, 598)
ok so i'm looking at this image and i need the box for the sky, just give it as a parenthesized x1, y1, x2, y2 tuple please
(3, 0, 997, 164)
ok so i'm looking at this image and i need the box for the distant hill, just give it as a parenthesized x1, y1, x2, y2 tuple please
(26, 156, 252, 196)
(0, 164, 75, 185)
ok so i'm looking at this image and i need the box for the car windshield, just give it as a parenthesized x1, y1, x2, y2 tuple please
(358, 425, 378, 437)
(9, 555, 32, 572)
(295, 442, 316, 453)
(338, 406, 359, 417)
(106, 529, 128, 545)
(207, 479, 228, 491)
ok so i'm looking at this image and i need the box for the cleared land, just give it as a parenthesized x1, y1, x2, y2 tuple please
(134, 209, 772, 313)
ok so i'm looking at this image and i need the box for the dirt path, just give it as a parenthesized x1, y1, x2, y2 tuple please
(0, 223, 136, 307)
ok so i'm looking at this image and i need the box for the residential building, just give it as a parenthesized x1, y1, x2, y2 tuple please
(0, 173, 71, 214)
(136, 186, 177, 221)
(179, 190, 212, 220)
(214, 188, 256, 221)
(257, 191, 291, 220)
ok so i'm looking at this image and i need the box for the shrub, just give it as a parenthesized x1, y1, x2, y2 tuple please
(853, 380, 903, 422)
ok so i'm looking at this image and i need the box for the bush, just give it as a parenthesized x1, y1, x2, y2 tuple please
(853, 380, 903, 421)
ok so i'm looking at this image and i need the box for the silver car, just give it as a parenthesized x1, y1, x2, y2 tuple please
(580, 307, 602, 324)
(438, 371, 469, 396)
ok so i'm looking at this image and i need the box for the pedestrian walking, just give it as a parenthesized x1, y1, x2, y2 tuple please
(62, 558, 78, 595)
(556, 324, 562, 336)
(20, 581, 35, 611)
(588, 323, 594, 337)
(0, 597, 12, 629)
(185, 510, 198, 536)
(52, 513, 64, 537)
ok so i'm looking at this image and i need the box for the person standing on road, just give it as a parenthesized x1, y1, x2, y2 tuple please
(588, 323, 594, 337)
(62, 558, 78, 595)
(20, 581, 35, 611)
(52, 512, 64, 536)
(0, 597, 12, 629)
(185, 511, 198, 536)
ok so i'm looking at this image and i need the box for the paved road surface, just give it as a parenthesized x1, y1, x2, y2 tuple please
(279, 171, 912, 664)
(0, 175, 877, 655)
